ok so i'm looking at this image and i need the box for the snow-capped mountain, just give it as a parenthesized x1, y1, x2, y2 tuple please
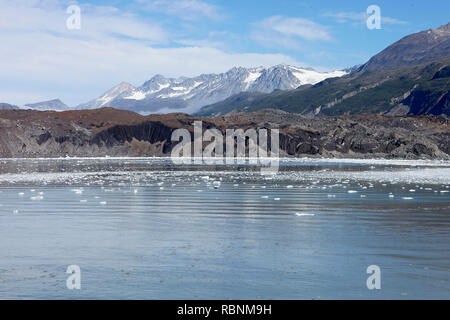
(76, 65, 347, 114)
(23, 99, 69, 111)
(77, 82, 136, 110)
(0, 103, 19, 110)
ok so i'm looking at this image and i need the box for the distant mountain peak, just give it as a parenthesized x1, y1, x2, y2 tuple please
(0, 102, 19, 110)
(76, 82, 136, 110)
(24, 99, 68, 111)
(149, 74, 168, 81)
(106, 82, 135, 94)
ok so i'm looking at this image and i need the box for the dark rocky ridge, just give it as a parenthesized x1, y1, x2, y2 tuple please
(0, 108, 448, 159)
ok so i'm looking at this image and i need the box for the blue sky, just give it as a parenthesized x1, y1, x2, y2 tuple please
(0, 0, 449, 106)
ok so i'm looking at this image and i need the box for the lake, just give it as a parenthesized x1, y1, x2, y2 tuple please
(0, 158, 449, 299)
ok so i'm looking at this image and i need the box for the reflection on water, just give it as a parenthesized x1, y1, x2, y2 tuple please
(0, 158, 449, 299)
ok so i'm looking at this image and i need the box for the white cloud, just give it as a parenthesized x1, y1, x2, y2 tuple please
(137, 0, 222, 21)
(0, 1, 302, 106)
(252, 16, 332, 50)
(323, 11, 407, 25)
(261, 16, 332, 41)
(381, 16, 408, 25)
(0, 1, 168, 43)
(175, 31, 235, 50)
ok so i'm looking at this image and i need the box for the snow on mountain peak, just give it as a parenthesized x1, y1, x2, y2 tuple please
(23, 99, 69, 111)
(101, 82, 135, 99)
(75, 65, 348, 113)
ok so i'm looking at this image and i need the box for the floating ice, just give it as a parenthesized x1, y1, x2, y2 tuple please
(71, 188, 83, 194)
(295, 213, 315, 216)
(0, 159, 449, 188)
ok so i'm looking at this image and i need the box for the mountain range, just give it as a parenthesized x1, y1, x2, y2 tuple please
(75, 65, 346, 114)
(1, 23, 449, 159)
(197, 23, 450, 117)
(6, 23, 450, 117)
(16, 66, 346, 114)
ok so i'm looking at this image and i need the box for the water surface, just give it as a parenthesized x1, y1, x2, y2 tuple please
(0, 158, 449, 299)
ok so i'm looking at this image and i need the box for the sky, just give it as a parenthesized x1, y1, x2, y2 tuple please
(0, 0, 449, 106)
